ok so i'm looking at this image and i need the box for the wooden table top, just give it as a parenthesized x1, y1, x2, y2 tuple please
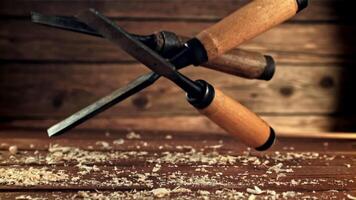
(0, 129, 355, 199)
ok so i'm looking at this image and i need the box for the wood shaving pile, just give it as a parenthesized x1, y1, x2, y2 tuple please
(154, 149, 238, 165)
(0, 167, 68, 186)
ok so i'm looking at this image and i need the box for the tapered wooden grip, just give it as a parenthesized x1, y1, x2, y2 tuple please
(179, 35, 275, 80)
(202, 49, 275, 80)
(197, 89, 274, 149)
(196, 0, 300, 60)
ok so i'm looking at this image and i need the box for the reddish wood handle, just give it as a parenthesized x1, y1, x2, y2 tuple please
(197, 88, 274, 150)
(178, 35, 275, 80)
(202, 49, 275, 80)
(196, 0, 307, 60)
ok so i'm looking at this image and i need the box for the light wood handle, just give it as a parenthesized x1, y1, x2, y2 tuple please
(202, 49, 275, 80)
(196, 0, 307, 60)
(196, 88, 275, 150)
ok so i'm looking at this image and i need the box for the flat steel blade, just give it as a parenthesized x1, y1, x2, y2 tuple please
(31, 12, 101, 37)
(77, 9, 179, 80)
(47, 72, 159, 137)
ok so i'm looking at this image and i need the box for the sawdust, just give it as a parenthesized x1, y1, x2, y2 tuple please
(0, 167, 68, 186)
(155, 149, 237, 165)
(1, 135, 354, 200)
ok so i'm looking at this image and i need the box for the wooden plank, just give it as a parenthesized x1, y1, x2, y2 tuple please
(0, 165, 355, 190)
(2, 150, 355, 167)
(0, 130, 355, 198)
(0, 63, 354, 117)
(0, 190, 356, 200)
(0, 20, 355, 64)
(0, 129, 355, 152)
(1, 190, 355, 200)
(2, 115, 356, 134)
(0, 0, 354, 22)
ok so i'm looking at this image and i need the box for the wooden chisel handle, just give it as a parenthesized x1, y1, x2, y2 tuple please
(195, 0, 308, 60)
(188, 81, 275, 150)
(202, 49, 275, 80)
(171, 34, 275, 80)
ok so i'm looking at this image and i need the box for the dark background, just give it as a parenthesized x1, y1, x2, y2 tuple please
(0, 0, 355, 134)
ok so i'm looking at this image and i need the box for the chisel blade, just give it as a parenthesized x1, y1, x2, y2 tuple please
(47, 72, 159, 137)
(77, 9, 179, 81)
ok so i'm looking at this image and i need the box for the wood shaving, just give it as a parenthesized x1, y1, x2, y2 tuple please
(347, 194, 356, 200)
(9, 145, 18, 155)
(267, 163, 293, 174)
(246, 186, 264, 195)
(15, 195, 46, 200)
(113, 139, 125, 145)
(24, 156, 37, 164)
(152, 163, 161, 172)
(151, 188, 170, 197)
(95, 141, 110, 149)
(172, 187, 191, 193)
(282, 191, 297, 198)
(126, 131, 141, 139)
(155, 149, 237, 165)
(165, 135, 172, 139)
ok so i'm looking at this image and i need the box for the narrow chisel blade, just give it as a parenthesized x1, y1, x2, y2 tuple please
(47, 72, 159, 137)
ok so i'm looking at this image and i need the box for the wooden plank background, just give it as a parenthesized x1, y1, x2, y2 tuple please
(0, 0, 356, 133)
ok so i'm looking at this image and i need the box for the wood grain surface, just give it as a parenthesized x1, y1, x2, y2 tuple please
(0, 129, 355, 199)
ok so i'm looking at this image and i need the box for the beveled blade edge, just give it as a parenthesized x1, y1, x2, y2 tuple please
(47, 72, 159, 137)
(31, 11, 101, 37)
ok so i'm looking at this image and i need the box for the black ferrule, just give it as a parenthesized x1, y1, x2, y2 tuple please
(186, 80, 215, 109)
(186, 38, 209, 65)
(170, 38, 208, 69)
(156, 31, 185, 58)
(255, 127, 276, 151)
(259, 55, 276, 81)
(296, 0, 308, 13)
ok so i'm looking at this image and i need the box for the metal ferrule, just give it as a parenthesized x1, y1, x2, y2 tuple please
(186, 80, 215, 109)
(170, 38, 209, 69)
(296, 0, 308, 13)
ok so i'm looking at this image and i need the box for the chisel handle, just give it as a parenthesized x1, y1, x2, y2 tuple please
(165, 34, 275, 80)
(202, 49, 275, 80)
(188, 80, 275, 150)
(195, 0, 308, 60)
